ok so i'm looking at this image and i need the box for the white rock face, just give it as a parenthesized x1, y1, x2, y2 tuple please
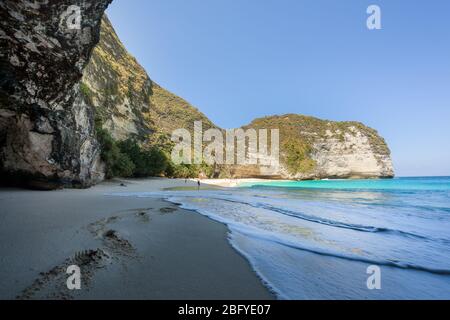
(310, 129, 394, 179)
(228, 121, 394, 180)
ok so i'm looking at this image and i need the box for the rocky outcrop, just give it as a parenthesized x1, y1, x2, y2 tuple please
(0, 0, 111, 189)
(308, 126, 394, 179)
(81, 19, 394, 181)
(229, 115, 394, 180)
(81, 16, 215, 143)
(0, 3, 394, 187)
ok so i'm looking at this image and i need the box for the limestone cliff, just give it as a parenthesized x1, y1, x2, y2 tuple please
(0, 0, 111, 189)
(81, 16, 215, 143)
(0, 3, 394, 187)
(229, 115, 394, 179)
(80, 18, 394, 181)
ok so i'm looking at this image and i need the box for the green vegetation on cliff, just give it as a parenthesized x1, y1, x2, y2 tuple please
(245, 114, 391, 176)
(283, 139, 316, 174)
(95, 118, 168, 178)
(117, 139, 168, 177)
(96, 125, 135, 178)
(94, 117, 215, 179)
(83, 16, 392, 181)
(82, 16, 217, 180)
(82, 16, 215, 142)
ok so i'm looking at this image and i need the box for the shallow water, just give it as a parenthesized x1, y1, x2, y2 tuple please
(109, 177, 450, 299)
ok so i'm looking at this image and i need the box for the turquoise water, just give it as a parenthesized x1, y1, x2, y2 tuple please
(112, 176, 450, 299)
(240, 176, 450, 191)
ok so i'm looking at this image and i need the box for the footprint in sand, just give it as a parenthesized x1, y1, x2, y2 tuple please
(19, 205, 180, 299)
(159, 207, 178, 214)
(17, 249, 111, 300)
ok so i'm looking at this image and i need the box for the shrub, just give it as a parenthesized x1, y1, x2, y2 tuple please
(165, 162, 215, 179)
(96, 121, 206, 179)
(118, 139, 169, 177)
(96, 126, 135, 178)
(283, 139, 316, 174)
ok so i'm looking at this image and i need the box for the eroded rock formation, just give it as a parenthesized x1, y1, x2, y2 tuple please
(0, 0, 111, 189)
(81, 16, 215, 142)
(229, 115, 394, 180)
(0, 2, 394, 187)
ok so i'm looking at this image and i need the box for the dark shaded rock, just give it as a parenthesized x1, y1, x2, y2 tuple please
(159, 207, 178, 214)
(0, 0, 112, 189)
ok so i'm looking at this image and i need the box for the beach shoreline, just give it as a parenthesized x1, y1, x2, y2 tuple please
(0, 178, 275, 300)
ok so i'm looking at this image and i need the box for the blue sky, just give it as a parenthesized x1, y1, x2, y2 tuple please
(106, 0, 450, 177)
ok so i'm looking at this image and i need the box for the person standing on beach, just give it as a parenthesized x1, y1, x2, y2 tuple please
(197, 180, 201, 190)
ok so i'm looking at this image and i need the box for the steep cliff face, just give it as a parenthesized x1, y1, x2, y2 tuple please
(230, 114, 394, 179)
(0, 3, 394, 186)
(81, 16, 215, 143)
(0, 0, 111, 189)
(310, 125, 394, 179)
(81, 18, 394, 181)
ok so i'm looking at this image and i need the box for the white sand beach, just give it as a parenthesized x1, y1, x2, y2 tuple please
(0, 178, 274, 300)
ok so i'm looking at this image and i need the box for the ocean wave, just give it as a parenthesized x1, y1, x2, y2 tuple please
(178, 194, 450, 245)
(228, 225, 450, 276)
(246, 202, 450, 244)
(107, 190, 450, 246)
(165, 196, 450, 277)
(106, 178, 450, 299)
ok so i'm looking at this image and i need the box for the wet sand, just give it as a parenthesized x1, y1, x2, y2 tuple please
(0, 178, 274, 300)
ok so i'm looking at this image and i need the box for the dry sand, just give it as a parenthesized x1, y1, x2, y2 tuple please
(0, 178, 274, 300)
